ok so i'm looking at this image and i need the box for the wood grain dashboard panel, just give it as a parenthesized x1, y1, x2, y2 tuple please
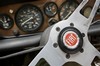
(0, 0, 62, 36)
(0, 0, 99, 36)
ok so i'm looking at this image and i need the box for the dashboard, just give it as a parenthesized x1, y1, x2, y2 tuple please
(0, 0, 99, 66)
(0, 0, 99, 36)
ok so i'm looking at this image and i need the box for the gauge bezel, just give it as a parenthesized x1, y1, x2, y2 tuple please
(44, 2, 58, 17)
(58, 1, 78, 20)
(0, 13, 14, 30)
(15, 4, 44, 33)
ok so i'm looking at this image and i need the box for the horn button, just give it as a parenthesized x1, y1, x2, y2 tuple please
(58, 27, 83, 54)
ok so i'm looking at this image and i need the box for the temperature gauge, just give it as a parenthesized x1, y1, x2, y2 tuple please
(0, 14, 14, 30)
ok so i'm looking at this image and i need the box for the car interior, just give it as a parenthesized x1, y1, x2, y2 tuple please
(0, 0, 99, 66)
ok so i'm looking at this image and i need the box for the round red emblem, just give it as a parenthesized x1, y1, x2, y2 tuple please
(65, 33, 77, 46)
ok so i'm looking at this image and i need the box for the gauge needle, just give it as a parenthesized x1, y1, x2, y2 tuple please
(0, 20, 4, 23)
(63, 11, 72, 20)
(4, 16, 7, 23)
(0, 19, 5, 24)
(21, 17, 33, 26)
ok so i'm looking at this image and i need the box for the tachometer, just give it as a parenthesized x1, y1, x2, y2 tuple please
(59, 1, 78, 20)
(44, 2, 58, 17)
(0, 14, 14, 30)
(15, 4, 44, 33)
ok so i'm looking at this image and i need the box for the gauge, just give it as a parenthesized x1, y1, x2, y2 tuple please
(0, 14, 14, 30)
(15, 4, 44, 33)
(44, 2, 58, 17)
(59, 1, 78, 20)
(83, 6, 92, 18)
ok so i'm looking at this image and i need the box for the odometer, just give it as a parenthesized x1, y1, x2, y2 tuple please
(15, 4, 44, 33)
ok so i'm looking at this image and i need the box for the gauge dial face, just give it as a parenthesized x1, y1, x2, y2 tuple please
(15, 4, 44, 32)
(83, 6, 92, 18)
(0, 14, 14, 30)
(59, 1, 78, 20)
(44, 2, 58, 17)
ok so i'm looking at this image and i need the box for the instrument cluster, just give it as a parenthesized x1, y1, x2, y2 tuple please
(0, 0, 99, 36)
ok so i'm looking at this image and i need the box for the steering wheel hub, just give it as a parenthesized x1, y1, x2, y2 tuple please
(58, 27, 83, 54)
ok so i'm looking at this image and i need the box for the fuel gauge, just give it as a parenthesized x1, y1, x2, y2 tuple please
(0, 14, 14, 30)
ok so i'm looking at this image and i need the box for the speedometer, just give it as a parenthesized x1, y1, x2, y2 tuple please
(15, 4, 44, 33)
(59, 1, 78, 20)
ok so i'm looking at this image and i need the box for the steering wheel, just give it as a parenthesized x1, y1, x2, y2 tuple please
(29, 0, 100, 66)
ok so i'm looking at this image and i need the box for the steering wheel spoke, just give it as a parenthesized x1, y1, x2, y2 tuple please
(29, 0, 100, 66)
